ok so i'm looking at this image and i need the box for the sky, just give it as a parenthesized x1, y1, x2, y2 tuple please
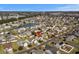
(0, 4, 79, 11)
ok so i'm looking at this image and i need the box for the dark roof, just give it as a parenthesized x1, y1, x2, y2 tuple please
(59, 42, 63, 45)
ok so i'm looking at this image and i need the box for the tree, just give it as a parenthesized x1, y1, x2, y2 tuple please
(18, 46, 23, 50)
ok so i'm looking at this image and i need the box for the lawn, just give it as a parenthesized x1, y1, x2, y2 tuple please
(73, 38, 79, 44)
(11, 42, 19, 52)
(67, 38, 79, 45)
(0, 44, 4, 54)
(70, 48, 79, 54)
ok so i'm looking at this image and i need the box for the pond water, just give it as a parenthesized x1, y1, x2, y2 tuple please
(17, 23, 36, 29)
(22, 23, 36, 28)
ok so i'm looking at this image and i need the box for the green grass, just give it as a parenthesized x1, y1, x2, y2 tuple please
(59, 38, 65, 42)
(70, 48, 79, 54)
(73, 38, 79, 44)
(11, 42, 19, 52)
(68, 38, 79, 45)
(0, 44, 4, 54)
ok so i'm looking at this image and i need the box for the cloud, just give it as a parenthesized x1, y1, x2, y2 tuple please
(53, 4, 79, 11)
